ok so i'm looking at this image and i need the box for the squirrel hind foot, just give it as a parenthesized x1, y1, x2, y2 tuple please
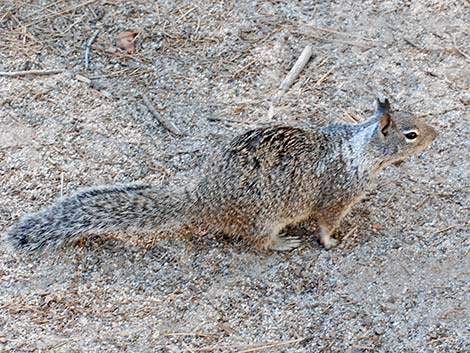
(256, 233, 303, 252)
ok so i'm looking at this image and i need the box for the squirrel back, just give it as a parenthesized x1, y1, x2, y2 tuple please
(6, 99, 437, 252)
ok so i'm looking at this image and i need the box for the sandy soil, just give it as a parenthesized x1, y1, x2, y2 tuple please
(0, 0, 469, 352)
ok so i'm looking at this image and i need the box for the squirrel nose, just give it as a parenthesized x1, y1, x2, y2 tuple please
(424, 123, 438, 142)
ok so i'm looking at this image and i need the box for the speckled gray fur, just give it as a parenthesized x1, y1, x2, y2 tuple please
(7, 99, 437, 252)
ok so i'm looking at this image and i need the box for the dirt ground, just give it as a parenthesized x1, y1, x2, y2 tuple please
(0, 0, 469, 352)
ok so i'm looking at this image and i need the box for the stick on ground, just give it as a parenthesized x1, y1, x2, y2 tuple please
(142, 94, 184, 136)
(278, 44, 313, 94)
(0, 69, 65, 77)
(84, 29, 100, 70)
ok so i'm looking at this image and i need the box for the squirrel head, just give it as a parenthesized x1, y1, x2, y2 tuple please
(367, 99, 438, 173)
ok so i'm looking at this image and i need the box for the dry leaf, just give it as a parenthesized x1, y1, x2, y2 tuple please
(116, 31, 137, 54)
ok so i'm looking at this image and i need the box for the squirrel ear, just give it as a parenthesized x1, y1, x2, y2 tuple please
(379, 112, 393, 138)
(375, 98, 391, 115)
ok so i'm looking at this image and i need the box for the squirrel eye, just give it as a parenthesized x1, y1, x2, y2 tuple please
(404, 131, 418, 140)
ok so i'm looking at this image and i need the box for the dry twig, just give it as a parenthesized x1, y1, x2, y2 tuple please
(268, 45, 314, 120)
(342, 225, 359, 242)
(279, 45, 314, 94)
(433, 225, 455, 235)
(384, 191, 397, 206)
(232, 60, 256, 78)
(451, 34, 469, 60)
(341, 109, 360, 123)
(142, 94, 184, 136)
(414, 195, 430, 209)
(164, 332, 220, 339)
(0, 69, 65, 77)
(84, 29, 100, 70)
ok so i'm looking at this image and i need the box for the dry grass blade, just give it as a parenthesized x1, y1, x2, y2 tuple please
(27, 0, 99, 26)
(194, 337, 308, 352)
(298, 22, 379, 42)
(237, 337, 308, 353)
(312, 66, 335, 89)
(163, 332, 220, 339)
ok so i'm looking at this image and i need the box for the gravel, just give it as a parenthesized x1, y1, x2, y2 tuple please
(1, 0, 469, 352)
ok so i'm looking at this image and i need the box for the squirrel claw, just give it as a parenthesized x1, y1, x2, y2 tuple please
(270, 235, 302, 251)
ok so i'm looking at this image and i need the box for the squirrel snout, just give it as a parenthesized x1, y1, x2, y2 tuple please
(427, 124, 438, 142)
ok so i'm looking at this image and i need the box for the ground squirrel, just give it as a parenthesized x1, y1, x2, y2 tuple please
(7, 99, 437, 252)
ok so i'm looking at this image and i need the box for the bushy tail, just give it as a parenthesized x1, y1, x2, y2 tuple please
(7, 184, 191, 252)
